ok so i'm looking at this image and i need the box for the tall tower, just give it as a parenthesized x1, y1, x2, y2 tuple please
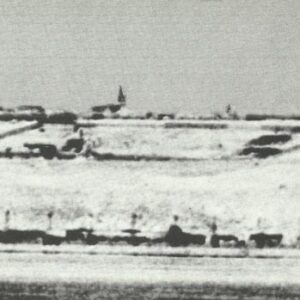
(118, 86, 126, 107)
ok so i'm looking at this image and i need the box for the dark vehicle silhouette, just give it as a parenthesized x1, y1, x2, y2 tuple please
(42, 233, 64, 246)
(210, 234, 239, 248)
(61, 138, 84, 153)
(0, 230, 45, 244)
(249, 233, 283, 248)
(110, 234, 150, 246)
(24, 143, 79, 160)
(46, 111, 77, 124)
(65, 228, 93, 243)
(24, 143, 58, 159)
(85, 232, 109, 245)
(165, 225, 206, 247)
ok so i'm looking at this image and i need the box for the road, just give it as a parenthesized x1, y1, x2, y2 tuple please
(0, 252, 299, 299)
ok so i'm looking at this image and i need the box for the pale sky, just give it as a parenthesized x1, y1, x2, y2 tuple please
(0, 0, 299, 115)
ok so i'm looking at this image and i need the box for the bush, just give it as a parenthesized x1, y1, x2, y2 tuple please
(46, 112, 78, 124)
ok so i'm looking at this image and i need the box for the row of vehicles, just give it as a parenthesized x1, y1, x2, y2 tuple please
(0, 225, 283, 249)
(1, 126, 87, 159)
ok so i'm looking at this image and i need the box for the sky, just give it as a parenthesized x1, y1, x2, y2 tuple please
(0, 0, 299, 115)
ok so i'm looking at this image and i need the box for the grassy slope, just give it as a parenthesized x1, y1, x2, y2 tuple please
(0, 121, 299, 244)
(0, 153, 298, 244)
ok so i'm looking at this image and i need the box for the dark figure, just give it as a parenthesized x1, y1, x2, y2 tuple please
(61, 138, 84, 153)
(131, 213, 138, 228)
(4, 210, 10, 230)
(210, 234, 239, 248)
(4, 148, 13, 159)
(47, 211, 54, 231)
(226, 104, 232, 114)
(73, 124, 80, 132)
(249, 233, 283, 248)
(211, 218, 217, 234)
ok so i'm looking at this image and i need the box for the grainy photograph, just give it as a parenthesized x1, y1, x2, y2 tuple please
(0, 0, 299, 299)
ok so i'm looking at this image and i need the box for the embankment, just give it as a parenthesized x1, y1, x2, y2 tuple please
(0, 121, 40, 140)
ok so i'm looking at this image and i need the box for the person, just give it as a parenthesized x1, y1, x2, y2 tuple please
(62, 126, 85, 153)
(47, 211, 54, 231)
(131, 213, 138, 229)
(173, 215, 179, 224)
(210, 217, 217, 234)
(4, 210, 10, 230)
(79, 128, 84, 139)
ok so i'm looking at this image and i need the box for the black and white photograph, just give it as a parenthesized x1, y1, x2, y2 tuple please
(0, 0, 299, 299)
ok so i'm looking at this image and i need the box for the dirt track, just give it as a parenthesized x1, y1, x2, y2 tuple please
(0, 251, 300, 299)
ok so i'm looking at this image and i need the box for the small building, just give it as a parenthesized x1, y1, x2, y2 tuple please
(17, 105, 45, 114)
(92, 86, 127, 114)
